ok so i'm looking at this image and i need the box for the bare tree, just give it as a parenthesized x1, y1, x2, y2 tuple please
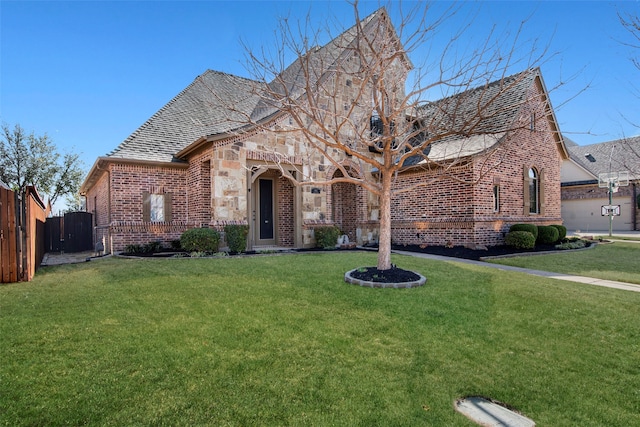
(615, 11, 640, 172)
(619, 11, 640, 72)
(214, 1, 552, 271)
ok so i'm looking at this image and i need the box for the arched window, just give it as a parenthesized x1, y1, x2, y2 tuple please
(528, 168, 539, 214)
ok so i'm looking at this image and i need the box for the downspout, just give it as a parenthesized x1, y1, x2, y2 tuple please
(633, 182, 637, 231)
(108, 166, 113, 254)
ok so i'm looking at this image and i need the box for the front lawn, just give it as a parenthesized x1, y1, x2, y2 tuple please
(486, 241, 640, 284)
(1, 253, 639, 426)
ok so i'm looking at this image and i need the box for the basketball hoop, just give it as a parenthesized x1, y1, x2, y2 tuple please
(598, 171, 629, 189)
(598, 171, 629, 236)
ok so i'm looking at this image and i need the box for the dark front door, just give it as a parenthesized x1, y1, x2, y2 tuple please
(259, 178, 274, 241)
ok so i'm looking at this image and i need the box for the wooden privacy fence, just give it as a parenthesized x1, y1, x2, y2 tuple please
(0, 185, 48, 283)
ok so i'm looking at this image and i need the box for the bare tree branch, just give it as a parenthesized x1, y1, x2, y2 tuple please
(194, 1, 561, 269)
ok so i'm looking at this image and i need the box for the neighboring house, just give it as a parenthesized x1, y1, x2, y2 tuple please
(81, 9, 568, 254)
(561, 136, 640, 232)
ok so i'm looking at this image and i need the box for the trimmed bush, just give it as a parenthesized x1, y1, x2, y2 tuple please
(537, 225, 560, 245)
(556, 239, 587, 250)
(505, 231, 536, 249)
(509, 223, 538, 240)
(314, 226, 341, 249)
(224, 224, 249, 253)
(123, 244, 142, 254)
(180, 227, 220, 253)
(550, 224, 567, 241)
(143, 241, 163, 253)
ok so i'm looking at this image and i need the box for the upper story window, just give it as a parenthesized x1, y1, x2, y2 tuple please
(370, 114, 384, 136)
(530, 112, 536, 131)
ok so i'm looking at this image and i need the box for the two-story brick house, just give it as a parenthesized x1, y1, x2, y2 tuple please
(81, 8, 567, 254)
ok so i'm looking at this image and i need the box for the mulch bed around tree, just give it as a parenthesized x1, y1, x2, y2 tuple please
(348, 265, 422, 283)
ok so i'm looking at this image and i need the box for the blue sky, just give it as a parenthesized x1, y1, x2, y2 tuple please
(1, 0, 639, 182)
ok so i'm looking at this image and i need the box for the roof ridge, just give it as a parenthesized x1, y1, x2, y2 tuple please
(421, 68, 538, 108)
(576, 135, 640, 148)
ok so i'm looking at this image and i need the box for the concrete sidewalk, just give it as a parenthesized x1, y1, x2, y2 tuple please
(572, 230, 640, 241)
(41, 251, 108, 266)
(393, 250, 640, 293)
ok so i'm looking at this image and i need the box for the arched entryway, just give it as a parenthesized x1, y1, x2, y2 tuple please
(249, 167, 297, 249)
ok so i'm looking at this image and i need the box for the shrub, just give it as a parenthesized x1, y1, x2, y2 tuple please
(505, 231, 536, 249)
(555, 239, 587, 250)
(123, 244, 142, 254)
(550, 224, 567, 241)
(170, 239, 182, 250)
(314, 226, 341, 249)
(224, 224, 249, 253)
(509, 223, 538, 240)
(143, 241, 163, 253)
(180, 228, 220, 253)
(537, 225, 560, 245)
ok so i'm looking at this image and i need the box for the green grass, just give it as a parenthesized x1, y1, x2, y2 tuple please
(1, 253, 639, 426)
(488, 241, 640, 284)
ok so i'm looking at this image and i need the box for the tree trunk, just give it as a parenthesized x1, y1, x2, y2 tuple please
(377, 170, 393, 270)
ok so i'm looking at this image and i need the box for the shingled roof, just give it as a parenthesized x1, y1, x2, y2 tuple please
(107, 70, 262, 162)
(106, 8, 393, 164)
(403, 68, 552, 165)
(565, 135, 640, 180)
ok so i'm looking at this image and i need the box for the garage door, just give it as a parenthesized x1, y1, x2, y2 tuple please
(562, 197, 633, 232)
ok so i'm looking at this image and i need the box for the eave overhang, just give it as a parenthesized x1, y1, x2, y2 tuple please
(80, 156, 189, 195)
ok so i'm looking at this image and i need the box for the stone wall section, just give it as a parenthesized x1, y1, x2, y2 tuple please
(210, 140, 247, 223)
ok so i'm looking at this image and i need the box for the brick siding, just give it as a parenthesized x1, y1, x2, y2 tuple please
(277, 176, 295, 246)
(389, 83, 564, 247)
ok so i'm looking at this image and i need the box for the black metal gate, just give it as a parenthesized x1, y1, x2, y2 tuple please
(45, 212, 93, 253)
(45, 216, 63, 252)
